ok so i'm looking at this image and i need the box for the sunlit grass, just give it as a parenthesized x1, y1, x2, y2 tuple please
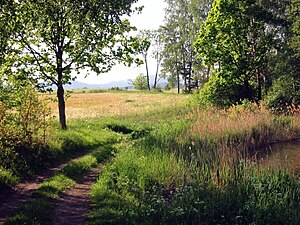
(7, 91, 300, 225)
(45, 92, 188, 119)
(87, 101, 300, 225)
(6, 139, 117, 225)
(187, 103, 300, 157)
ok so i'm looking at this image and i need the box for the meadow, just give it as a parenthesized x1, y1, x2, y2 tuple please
(2, 90, 300, 225)
(46, 91, 188, 119)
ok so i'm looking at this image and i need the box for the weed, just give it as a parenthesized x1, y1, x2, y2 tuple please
(0, 167, 19, 189)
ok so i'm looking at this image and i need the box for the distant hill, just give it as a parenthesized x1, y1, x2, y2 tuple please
(63, 80, 132, 90)
(56, 75, 168, 90)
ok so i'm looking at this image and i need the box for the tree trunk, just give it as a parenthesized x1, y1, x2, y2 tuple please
(144, 55, 151, 90)
(175, 60, 180, 94)
(188, 62, 192, 94)
(153, 56, 160, 89)
(256, 67, 262, 102)
(206, 67, 211, 81)
(57, 84, 67, 130)
(56, 44, 67, 129)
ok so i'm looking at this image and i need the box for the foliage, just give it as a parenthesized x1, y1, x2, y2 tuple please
(160, 0, 213, 93)
(4, 0, 141, 129)
(197, 71, 255, 107)
(0, 167, 19, 189)
(289, 0, 300, 58)
(0, 0, 16, 65)
(0, 74, 51, 178)
(266, 75, 300, 111)
(133, 73, 148, 90)
(195, 0, 278, 106)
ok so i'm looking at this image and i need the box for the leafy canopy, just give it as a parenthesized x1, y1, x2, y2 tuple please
(195, 0, 277, 106)
(3, 0, 141, 129)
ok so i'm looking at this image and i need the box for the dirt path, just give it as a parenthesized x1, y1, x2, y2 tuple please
(51, 165, 102, 225)
(0, 165, 66, 225)
(0, 152, 93, 225)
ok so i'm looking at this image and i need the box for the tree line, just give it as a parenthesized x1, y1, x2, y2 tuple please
(1, 0, 299, 130)
(142, 0, 299, 109)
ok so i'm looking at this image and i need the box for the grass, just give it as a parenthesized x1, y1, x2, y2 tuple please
(3, 91, 300, 224)
(45, 92, 188, 119)
(5, 139, 117, 225)
(0, 167, 19, 189)
(86, 100, 300, 225)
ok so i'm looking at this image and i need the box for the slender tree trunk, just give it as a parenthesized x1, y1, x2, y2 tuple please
(57, 83, 67, 130)
(144, 55, 151, 90)
(206, 66, 211, 81)
(256, 67, 262, 102)
(188, 62, 192, 94)
(175, 59, 180, 94)
(177, 68, 180, 94)
(153, 55, 160, 89)
(56, 45, 67, 129)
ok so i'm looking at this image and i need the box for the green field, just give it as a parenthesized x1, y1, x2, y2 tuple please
(2, 91, 300, 225)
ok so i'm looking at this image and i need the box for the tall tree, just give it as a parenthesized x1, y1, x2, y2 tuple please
(137, 29, 164, 90)
(195, 0, 277, 106)
(151, 30, 164, 89)
(7, 0, 140, 129)
(137, 30, 152, 90)
(289, 0, 300, 58)
(160, 0, 213, 93)
(0, 0, 16, 65)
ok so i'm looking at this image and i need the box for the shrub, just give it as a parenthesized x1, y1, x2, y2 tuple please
(196, 72, 256, 108)
(266, 76, 300, 112)
(0, 77, 51, 179)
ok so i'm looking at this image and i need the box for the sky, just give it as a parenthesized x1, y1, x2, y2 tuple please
(77, 0, 167, 84)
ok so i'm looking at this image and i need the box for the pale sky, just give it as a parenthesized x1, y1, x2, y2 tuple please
(77, 0, 167, 84)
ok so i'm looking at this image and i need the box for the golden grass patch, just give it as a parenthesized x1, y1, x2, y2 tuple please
(47, 92, 188, 119)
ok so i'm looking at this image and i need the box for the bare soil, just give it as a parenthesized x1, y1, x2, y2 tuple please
(51, 165, 102, 225)
(0, 166, 63, 224)
(0, 153, 96, 225)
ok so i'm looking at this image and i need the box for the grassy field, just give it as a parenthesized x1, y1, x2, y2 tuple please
(3, 91, 300, 224)
(46, 91, 188, 119)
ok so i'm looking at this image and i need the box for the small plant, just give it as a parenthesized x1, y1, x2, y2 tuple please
(0, 77, 51, 184)
(0, 167, 19, 189)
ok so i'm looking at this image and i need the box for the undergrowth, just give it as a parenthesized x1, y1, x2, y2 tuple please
(88, 102, 300, 225)
(5, 137, 117, 225)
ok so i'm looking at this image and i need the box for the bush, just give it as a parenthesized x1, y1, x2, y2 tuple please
(266, 76, 300, 112)
(196, 72, 256, 108)
(0, 78, 51, 179)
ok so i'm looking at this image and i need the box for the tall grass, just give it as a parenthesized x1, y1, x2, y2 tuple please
(187, 102, 300, 164)
(88, 102, 300, 225)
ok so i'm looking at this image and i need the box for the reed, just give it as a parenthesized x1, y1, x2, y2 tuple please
(88, 101, 300, 225)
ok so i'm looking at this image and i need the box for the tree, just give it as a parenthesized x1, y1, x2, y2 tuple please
(266, 0, 300, 108)
(7, 0, 140, 129)
(160, 0, 213, 93)
(195, 0, 278, 106)
(137, 30, 152, 90)
(150, 30, 164, 89)
(133, 73, 148, 90)
(289, 0, 300, 59)
(0, 0, 16, 65)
